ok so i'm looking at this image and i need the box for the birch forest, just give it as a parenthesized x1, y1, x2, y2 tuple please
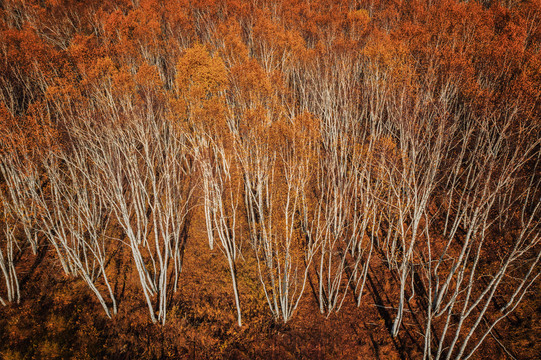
(1, 0, 540, 358)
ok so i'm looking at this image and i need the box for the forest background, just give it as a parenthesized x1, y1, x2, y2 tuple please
(0, 0, 540, 359)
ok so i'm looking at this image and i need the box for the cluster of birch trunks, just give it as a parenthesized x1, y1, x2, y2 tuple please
(1, 50, 540, 360)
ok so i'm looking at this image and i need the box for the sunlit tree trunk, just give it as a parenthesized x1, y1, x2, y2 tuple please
(196, 136, 243, 326)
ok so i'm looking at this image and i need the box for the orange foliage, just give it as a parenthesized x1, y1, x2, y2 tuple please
(171, 43, 228, 135)
(0, 1, 540, 359)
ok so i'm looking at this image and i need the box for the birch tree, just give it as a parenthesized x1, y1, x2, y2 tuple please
(419, 108, 541, 360)
(238, 114, 318, 323)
